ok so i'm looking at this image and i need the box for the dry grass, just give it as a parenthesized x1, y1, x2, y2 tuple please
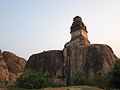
(40, 86, 103, 90)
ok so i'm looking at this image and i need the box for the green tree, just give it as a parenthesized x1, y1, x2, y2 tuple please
(16, 70, 51, 89)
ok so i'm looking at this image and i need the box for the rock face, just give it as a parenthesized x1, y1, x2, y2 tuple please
(25, 50, 64, 83)
(25, 44, 118, 85)
(63, 44, 118, 85)
(0, 50, 27, 82)
(0, 50, 9, 82)
(3, 51, 26, 74)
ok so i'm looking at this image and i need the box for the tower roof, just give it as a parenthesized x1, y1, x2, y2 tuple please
(70, 16, 88, 33)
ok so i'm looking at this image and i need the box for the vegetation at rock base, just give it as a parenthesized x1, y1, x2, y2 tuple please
(72, 59, 120, 89)
(110, 59, 120, 89)
(16, 59, 120, 89)
(72, 72, 89, 85)
(16, 69, 64, 89)
(72, 71, 110, 89)
(16, 70, 54, 89)
(94, 71, 111, 89)
(0, 82, 5, 88)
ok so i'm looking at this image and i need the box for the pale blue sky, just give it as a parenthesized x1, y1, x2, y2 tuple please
(0, 0, 120, 59)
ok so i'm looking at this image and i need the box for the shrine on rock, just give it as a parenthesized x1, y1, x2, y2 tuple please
(70, 16, 90, 45)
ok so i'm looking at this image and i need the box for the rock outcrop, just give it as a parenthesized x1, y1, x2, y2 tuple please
(0, 50, 9, 82)
(63, 44, 118, 85)
(25, 50, 64, 83)
(3, 51, 26, 74)
(25, 16, 118, 85)
(25, 44, 118, 85)
(0, 50, 27, 82)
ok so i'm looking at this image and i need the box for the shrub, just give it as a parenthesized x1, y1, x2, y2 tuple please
(16, 70, 51, 89)
(94, 59, 120, 89)
(72, 72, 88, 85)
(111, 59, 120, 88)
(72, 71, 111, 89)
(94, 71, 111, 89)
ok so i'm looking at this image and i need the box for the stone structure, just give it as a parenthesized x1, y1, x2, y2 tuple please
(25, 16, 118, 86)
(0, 50, 27, 82)
(70, 16, 90, 46)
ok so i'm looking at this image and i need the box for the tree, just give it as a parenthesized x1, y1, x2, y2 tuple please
(16, 70, 51, 89)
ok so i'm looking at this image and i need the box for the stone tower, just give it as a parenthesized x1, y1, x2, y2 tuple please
(70, 16, 90, 45)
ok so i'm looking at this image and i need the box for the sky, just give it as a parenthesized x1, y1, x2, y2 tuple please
(0, 0, 120, 59)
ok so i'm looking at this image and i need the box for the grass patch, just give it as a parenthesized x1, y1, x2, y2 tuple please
(0, 85, 103, 90)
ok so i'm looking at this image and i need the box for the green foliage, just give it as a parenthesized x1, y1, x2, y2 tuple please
(72, 71, 111, 89)
(0, 82, 5, 88)
(72, 59, 120, 89)
(94, 59, 120, 89)
(111, 59, 120, 88)
(94, 71, 111, 89)
(16, 70, 51, 89)
(72, 72, 88, 85)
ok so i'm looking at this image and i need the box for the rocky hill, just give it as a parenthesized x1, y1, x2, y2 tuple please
(25, 16, 118, 85)
(0, 50, 27, 82)
(25, 44, 118, 85)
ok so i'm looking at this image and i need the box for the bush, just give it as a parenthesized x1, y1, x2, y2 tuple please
(92, 59, 120, 89)
(72, 72, 88, 85)
(111, 59, 120, 88)
(16, 70, 51, 89)
(72, 71, 111, 89)
(94, 71, 111, 89)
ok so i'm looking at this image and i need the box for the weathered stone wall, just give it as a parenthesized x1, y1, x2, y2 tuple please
(63, 44, 118, 85)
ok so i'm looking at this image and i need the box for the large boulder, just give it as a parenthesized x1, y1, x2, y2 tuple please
(25, 44, 118, 86)
(0, 50, 27, 82)
(0, 50, 9, 81)
(3, 51, 26, 74)
(63, 44, 118, 85)
(25, 50, 64, 83)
